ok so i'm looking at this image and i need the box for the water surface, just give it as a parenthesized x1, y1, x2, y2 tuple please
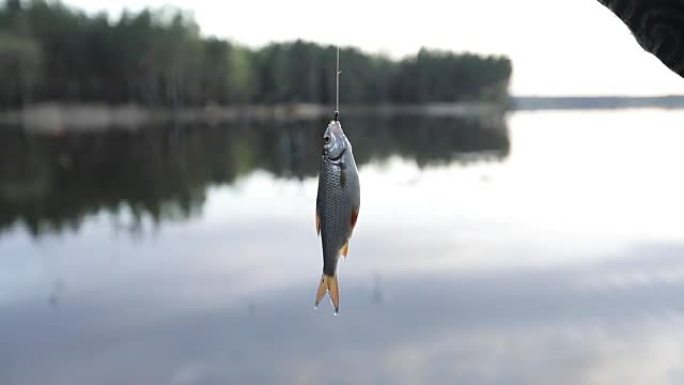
(2, 110, 684, 385)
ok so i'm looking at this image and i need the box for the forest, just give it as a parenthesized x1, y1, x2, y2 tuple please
(0, 0, 512, 108)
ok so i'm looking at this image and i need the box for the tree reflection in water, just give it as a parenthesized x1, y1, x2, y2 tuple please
(0, 113, 509, 236)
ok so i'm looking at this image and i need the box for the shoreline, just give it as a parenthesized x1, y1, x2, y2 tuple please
(2, 96, 683, 133)
(0, 102, 506, 133)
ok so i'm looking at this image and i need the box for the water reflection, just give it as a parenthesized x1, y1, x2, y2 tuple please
(0, 114, 508, 236)
(2, 109, 684, 385)
(2, 243, 684, 385)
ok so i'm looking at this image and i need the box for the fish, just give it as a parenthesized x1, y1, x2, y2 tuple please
(314, 119, 360, 314)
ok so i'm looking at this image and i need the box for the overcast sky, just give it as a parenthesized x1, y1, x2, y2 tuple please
(63, 0, 684, 96)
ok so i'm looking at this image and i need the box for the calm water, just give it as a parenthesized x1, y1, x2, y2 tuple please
(2, 109, 684, 385)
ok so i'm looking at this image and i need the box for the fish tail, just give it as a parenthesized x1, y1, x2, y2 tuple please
(314, 275, 327, 308)
(314, 274, 340, 314)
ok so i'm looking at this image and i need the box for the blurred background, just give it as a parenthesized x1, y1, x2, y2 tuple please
(2, 1, 684, 384)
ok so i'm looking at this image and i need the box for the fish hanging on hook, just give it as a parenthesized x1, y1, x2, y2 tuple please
(314, 46, 360, 315)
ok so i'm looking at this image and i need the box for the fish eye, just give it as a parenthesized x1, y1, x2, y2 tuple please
(323, 136, 330, 144)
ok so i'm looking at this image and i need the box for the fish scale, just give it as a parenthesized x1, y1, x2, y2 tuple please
(318, 158, 352, 276)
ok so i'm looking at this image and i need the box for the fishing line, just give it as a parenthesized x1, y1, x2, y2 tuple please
(334, 45, 341, 121)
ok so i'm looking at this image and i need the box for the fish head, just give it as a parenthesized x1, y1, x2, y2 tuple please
(322, 120, 349, 160)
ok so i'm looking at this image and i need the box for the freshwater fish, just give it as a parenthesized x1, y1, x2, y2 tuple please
(315, 120, 360, 314)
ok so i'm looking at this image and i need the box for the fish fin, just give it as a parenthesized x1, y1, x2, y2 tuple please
(315, 210, 321, 235)
(340, 168, 347, 188)
(327, 275, 340, 314)
(340, 242, 349, 258)
(313, 274, 340, 314)
(350, 208, 359, 231)
(314, 275, 327, 308)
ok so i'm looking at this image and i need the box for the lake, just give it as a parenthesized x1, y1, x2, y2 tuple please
(2, 108, 684, 385)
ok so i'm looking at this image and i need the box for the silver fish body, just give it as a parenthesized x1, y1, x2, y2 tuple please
(314, 120, 360, 313)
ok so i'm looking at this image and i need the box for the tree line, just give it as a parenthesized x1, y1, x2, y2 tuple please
(0, 0, 512, 108)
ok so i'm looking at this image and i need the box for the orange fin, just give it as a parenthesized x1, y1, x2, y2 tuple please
(314, 275, 327, 308)
(350, 208, 359, 230)
(313, 274, 340, 314)
(340, 242, 349, 258)
(328, 275, 340, 314)
(315, 211, 321, 235)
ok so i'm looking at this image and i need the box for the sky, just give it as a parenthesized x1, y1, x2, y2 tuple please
(62, 0, 684, 96)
